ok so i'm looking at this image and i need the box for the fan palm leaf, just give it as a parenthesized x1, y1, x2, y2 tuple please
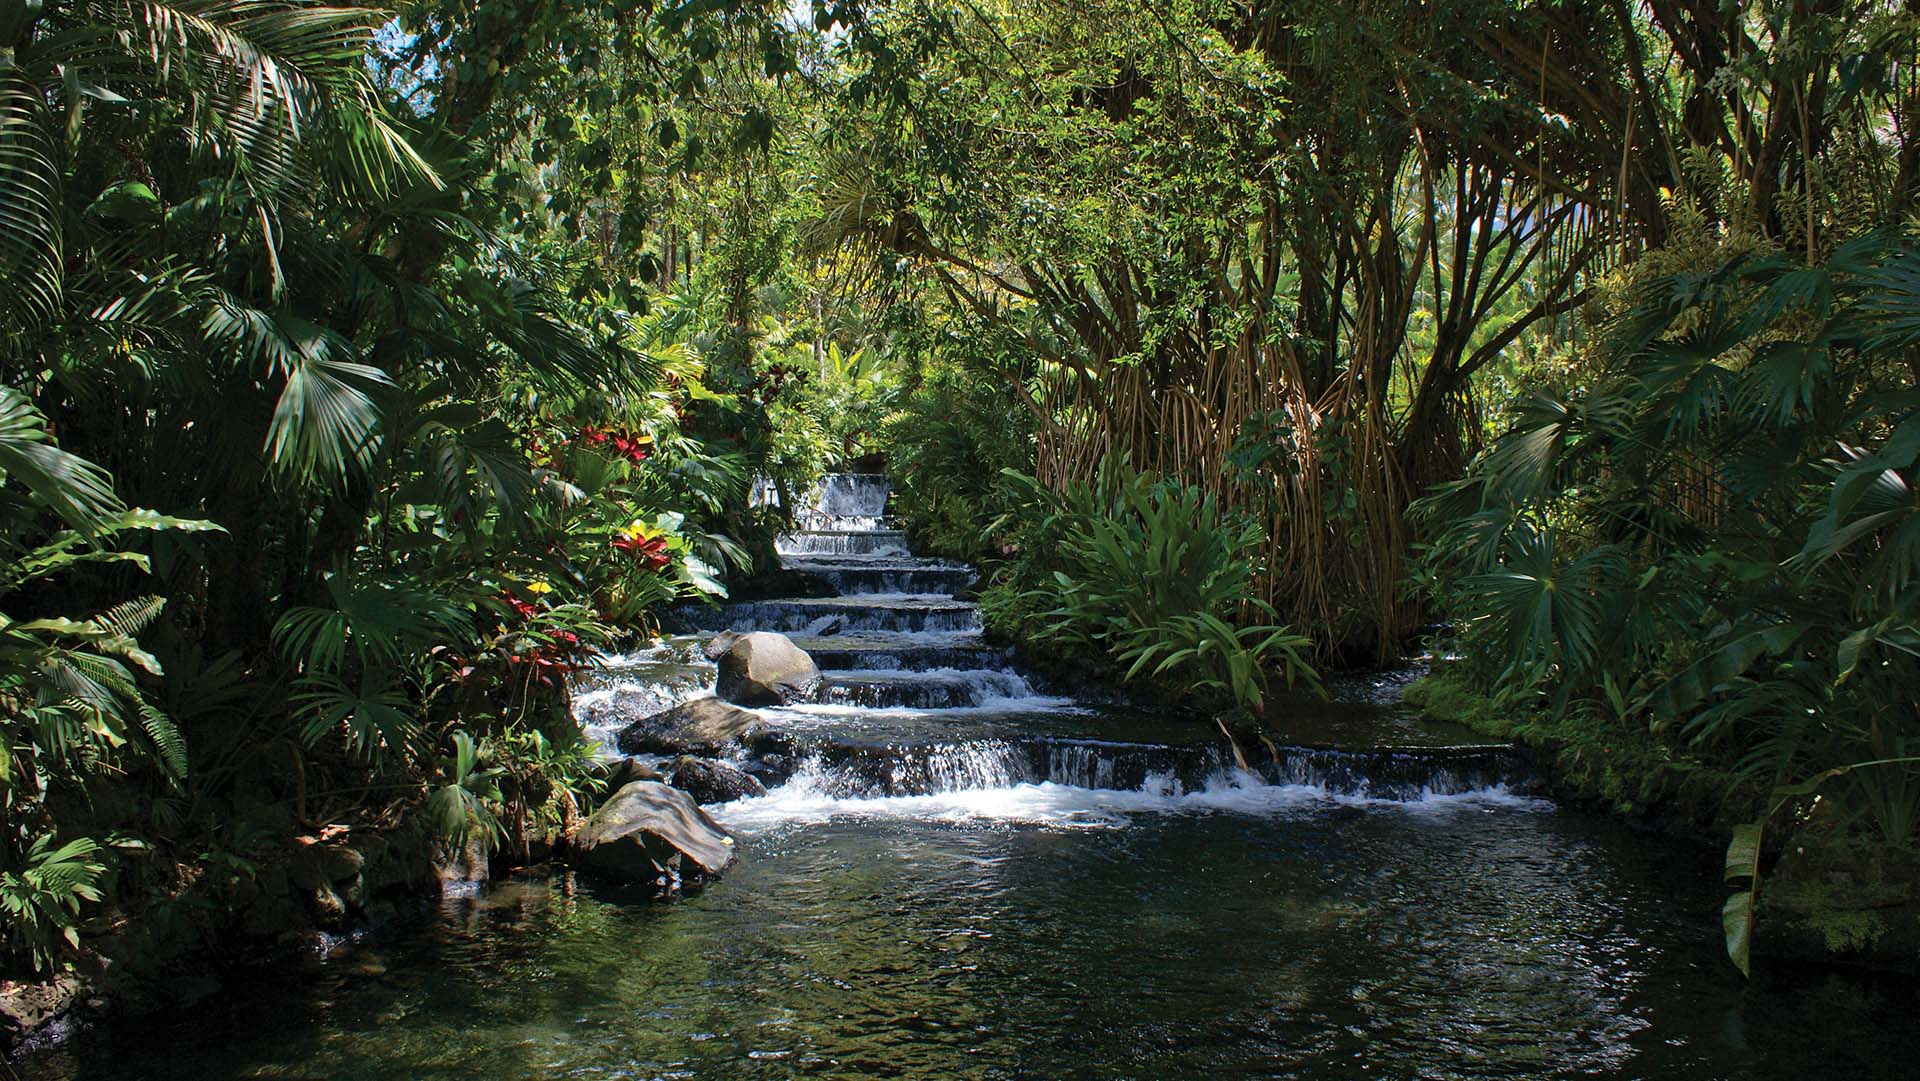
(2, 1, 433, 340)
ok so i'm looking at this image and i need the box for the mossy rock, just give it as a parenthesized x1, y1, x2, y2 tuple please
(573, 781, 737, 887)
(1759, 836, 1920, 968)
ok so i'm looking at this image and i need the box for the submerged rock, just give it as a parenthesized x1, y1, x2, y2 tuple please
(616, 695, 795, 758)
(706, 630, 821, 706)
(573, 781, 737, 887)
(665, 755, 767, 805)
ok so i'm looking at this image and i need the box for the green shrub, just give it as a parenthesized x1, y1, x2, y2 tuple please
(994, 460, 1318, 714)
(882, 366, 1033, 558)
(1415, 232, 1920, 973)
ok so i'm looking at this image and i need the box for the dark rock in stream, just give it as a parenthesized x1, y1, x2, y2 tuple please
(706, 630, 822, 706)
(288, 838, 365, 891)
(665, 755, 767, 804)
(616, 695, 796, 758)
(573, 781, 738, 888)
(595, 755, 664, 791)
(0, 976, 86, 1050)
(742, 753, 798, 786)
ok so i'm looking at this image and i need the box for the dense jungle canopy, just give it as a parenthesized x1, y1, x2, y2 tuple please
(4, 0, 1920, 996)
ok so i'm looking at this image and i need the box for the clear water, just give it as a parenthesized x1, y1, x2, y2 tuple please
(32, 800, 1920, 1080)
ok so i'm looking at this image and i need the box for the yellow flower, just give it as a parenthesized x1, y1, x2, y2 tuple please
(525, 580, 553, 595)
(618, 518, 661, 542)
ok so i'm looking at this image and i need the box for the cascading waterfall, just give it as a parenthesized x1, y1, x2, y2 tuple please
(577, 472, 1536, 833)
(756, 473, 900, 532)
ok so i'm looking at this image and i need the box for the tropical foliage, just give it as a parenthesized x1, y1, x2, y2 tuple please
(5, 0, 1920, 984)
(0, 0, 808, 975)
(1419, 230, 1920, 972)
(986, 461, 1319, 717)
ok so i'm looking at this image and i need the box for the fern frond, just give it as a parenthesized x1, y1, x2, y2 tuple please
(97, 595, 167, 638)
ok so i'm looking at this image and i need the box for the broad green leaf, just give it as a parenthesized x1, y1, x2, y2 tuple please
(1723, 891, 1754, 977)
(1724, 823, 1762, 885)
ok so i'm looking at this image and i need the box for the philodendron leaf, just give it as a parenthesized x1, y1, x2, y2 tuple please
(1721, 821, 1766, 977)
(1718, 769, 1853, 977)
(677, 554, 728, 598)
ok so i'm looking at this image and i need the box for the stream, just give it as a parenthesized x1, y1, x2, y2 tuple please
(29, 475, 1920, 1079)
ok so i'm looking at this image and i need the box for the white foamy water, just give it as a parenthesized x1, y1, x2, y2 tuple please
(709, 765, 1548, 834)
(755, 693, 1087, 726)
(571, 637, 717, 749)
(775, 532, 910, 557)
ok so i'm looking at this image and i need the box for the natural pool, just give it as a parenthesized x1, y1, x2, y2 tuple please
(30, 787, 1920, 1080)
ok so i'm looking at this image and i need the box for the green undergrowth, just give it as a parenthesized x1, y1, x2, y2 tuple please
(973, 462, 1320, 718)
(1760, 830, 1920, 963)
(1404, 663, 1755, 831)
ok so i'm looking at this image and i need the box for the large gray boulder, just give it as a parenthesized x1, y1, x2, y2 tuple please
(616, 695, 795, 758)
(706, 630, 821, 706)
(573, 781, 737, 886)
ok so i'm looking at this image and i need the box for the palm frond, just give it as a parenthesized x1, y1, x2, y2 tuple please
(201, 296, 389, 481)
(0, 64, 62, 338)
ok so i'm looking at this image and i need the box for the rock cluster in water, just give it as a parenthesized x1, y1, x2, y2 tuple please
(617, 694, 796, 761)
(608, 631, 821, 803)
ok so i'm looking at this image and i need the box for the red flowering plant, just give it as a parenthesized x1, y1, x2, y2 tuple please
(612, 516, 672, 568)
(524, 397, 737, 630)
(594, 510, 728, 623)
(575, 423, 654, 466)
(505, 334, 743, 636)
(426, 585, 615, 737)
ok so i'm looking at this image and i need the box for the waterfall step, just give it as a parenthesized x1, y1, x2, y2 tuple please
(678, 595, 982, 635)
(790, 634, 1011, 673)
(775, 530, 910, 557)
(817, 669, 1034, 710)
(769, 551, 957, 567)
(782, 559, 977, 596)
(739, 732, 1529, 800)
(794, 515, 898, 532)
